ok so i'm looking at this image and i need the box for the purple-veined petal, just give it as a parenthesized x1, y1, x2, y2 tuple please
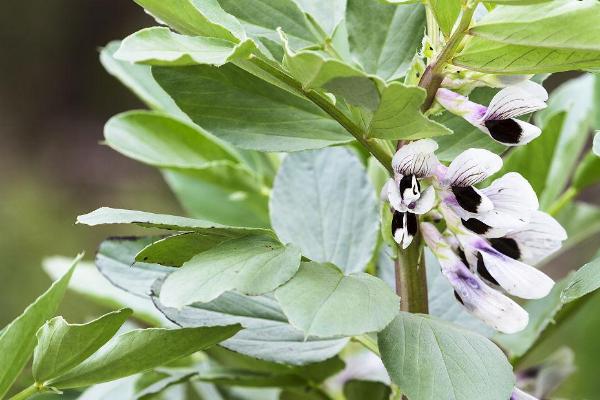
(435, 88, 488, 125)
(473, 172, 539, 237)
(483, 81, 548, 121)
(511, 388, 538, 400)
(495, 211, 567, 264)
(422, 223, 529, 334)
(392, 139, 439, 178)
(444, 148, 503, 187)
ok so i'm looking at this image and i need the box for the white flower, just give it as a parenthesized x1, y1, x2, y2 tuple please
(511, 388, 538, 400)
(442, 205, 555, 300)
(436, 81, 548, 146)
(422, 222, 528, 334)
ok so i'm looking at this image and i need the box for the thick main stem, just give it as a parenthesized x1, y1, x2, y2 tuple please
(394, 1, 478, 313)
(8, 384, 43, 400)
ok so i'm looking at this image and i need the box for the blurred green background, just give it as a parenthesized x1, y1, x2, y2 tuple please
(0, 1, 599, 399)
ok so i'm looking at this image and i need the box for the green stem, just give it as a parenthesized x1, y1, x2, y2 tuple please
(395, 236, 429, 313)
(418, 1, 478, 111)
(8, 384, 45, 400)
(352, 334, 381, 357)
(547, 187, 579, 216)
(248, 56, 393, 174)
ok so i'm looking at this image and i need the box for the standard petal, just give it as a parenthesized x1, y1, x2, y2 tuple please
(494, 211, 567, 264)
(484, 81, 548, 121)
(444, 148, 503, 187)
(410, 186, 435, 214)
(477, 246, 554, 299)
(483, 118, 542, 146)
(436, 88, 488, 125)
(392, 139, 439, 178)
(475, 172, 539, 236)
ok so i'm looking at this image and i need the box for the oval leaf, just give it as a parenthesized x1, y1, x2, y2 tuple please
(159, 235, 302, 307)
(270, 148, 379, 274)
(275, 262, 399, 338)
(378, 313, 515, 400)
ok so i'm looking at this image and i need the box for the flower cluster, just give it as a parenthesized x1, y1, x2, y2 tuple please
(383, 135, 566, 333)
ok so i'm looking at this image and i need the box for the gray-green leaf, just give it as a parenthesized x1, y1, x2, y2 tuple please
(346, 1, 425, 80)
(275, 262, 399, 338)
(378, 313, 515, 400)
(269, 147, 379, 274)
(153, 64, 352, 151)
(47, 324, 242, 389)
(159, 235, 301, 307)
(115, 27, 255, 66)
(0, 254, 81, 397)
(33, 309, 132, 383)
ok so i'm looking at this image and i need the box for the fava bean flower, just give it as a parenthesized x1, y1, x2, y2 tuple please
(436, 81, 548, 146)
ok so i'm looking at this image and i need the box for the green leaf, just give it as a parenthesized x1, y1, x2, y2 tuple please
(153, 64, 352, 151)
(0, 254, 81, 397)
(43, 256, 165, 325)
(536, 74, 597, 208)
(100, 41, 188, 119)
(346, 1, 425, 80)
(162, 167, 270, 228)
(483, 0, 552, 3)
(562, 257, 600, 303)
(430, 0, 461, 36)
(456, 1, 600, 73)
(115, 27, 255, 66)
(159, 235, 301, 307)
(77, 207, 269, 236)
(378, 313, 515, 400)
(471, 1, 600, 51)
(495, 257, 600, 358)
(33, 309, 132, 383)
(368, 82, 452, 140)
(135, 232, 228, 267)
(152, 284, 349, 365)
(105, 111, 239, 169)
(572, 149, 600, 191)
(556, 201, 600, 255)
(269, 147, 379, 274)
(217, 0, 319, 45)
(133, 0, 244, 40)
(275, 262, 399, 338)
(293, 0, 346, 35)
(47, 324, 242, 389)
(343, 380, 391, 400)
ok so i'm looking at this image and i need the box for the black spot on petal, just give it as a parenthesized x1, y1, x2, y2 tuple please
(457, 248, 469, 267)
(484, 119, 522, 144)
(406, 212, 418, 236)
(477, 253, 499, 286)
(452, 186, 482, 213)
(392, 211, 404, 236)
(462, 218, 491, 235)
(489, 237, 521, 260)
(399, 175, 413, 199)
(454, 290, 464, 305)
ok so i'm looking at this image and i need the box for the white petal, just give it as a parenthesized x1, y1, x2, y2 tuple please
(505, 211, 567, 264)
(410, 186, 435, 214)
(392, 139, 439, 178)
(436, 89, 488, 124)
(442, 188, 494, 220)
(477, 172, 539, 236)
(444, 149, 503, 187)
(484, 81, 548, 121)
(478, 247, 554, 299)
(511, 388, 538, 400)
(386, 178, 408, 212)
(422, 223, 528, 334)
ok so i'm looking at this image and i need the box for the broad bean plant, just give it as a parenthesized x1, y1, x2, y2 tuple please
(3, 1, 600, 399)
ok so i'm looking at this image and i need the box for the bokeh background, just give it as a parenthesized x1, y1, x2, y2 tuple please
(0, 1, 598, 398)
